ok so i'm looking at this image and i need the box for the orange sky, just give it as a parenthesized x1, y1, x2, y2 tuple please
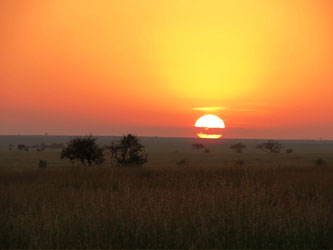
(1, 0, 332, 139)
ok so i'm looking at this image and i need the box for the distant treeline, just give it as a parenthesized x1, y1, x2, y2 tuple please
(9, 143, 64, 152)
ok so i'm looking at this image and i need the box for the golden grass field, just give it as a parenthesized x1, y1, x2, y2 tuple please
(0, 136, 332, 248)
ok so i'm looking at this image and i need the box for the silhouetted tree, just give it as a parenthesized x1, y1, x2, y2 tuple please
(256, 140, 283, 153)
(108, 134, 148, 167)
(61, 136, 104, 166)
(192, 143, 205, 150)
(230, 143, 246, 153)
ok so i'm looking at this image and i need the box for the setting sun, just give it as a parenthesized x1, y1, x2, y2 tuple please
(195, 115, 225, 139)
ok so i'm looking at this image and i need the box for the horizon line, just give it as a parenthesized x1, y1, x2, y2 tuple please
(0, 134, 332, 142)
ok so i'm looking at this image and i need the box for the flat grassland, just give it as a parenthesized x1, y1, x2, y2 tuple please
(0, 136, 332, 248)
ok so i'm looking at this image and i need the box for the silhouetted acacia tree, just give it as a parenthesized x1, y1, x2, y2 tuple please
(256, 140, 283, 153)
(108, 134, 148, 167)
(192, 143, 205, 150)
(230, 143, 246, 153)
(61, 136, 104, 166)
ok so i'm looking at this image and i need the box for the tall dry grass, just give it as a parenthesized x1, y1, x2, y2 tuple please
(0, 166, 332, 248)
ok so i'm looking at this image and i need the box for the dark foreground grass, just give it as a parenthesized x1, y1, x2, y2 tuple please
(0, 166, 332, 249)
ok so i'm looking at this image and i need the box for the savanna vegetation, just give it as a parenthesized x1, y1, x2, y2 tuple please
(0, 136, 332, 249)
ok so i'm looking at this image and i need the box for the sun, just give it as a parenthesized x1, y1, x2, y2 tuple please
(195, 114, 225, 139)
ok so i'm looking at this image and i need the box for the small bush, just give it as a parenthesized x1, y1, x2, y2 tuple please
(192, 143, 205, 150)
(257, 140, 283, 153)
(17, 144, 28, 151)
(315, 158, 326, 166)
(285, 148, 293, 153)
(204, 148, 210, 153)
(230, 143, 246, 153)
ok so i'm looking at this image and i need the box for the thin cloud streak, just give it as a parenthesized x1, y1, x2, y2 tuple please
(192, 106, 227, 112)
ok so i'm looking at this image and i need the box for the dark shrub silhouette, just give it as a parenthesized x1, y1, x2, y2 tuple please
(257, 140, 283, 153)
(192, 143, 205, 150)
(204, 148, 210, 153)
(108, 134, 148, 167)
(61, 136, 104, 166)
(230, 143, 246, 153)
(285, 148, 293, 154)
(315, 158, 326, 166)
(8, 144, 13, 151)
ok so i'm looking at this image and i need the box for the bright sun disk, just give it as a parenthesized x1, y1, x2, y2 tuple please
(195, 114, 225, 139)
(195, 114, 225, 128)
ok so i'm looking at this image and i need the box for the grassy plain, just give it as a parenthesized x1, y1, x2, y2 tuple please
(0, 136, 332, 248)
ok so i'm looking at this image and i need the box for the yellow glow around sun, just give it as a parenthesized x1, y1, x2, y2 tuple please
(195, 115, 225, 128)
(195, 115, 225, 139)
